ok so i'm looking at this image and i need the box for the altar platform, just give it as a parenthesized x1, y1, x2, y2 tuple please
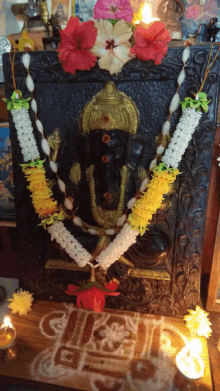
(0, 300, 213, 391)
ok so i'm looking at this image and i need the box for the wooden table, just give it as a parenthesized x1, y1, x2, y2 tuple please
(0, 301, 213, 391)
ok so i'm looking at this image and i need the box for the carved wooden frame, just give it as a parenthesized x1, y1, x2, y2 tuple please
(3, 44, 220, 316)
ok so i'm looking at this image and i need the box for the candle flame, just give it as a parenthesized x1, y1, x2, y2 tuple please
(3, 316, 12, 328)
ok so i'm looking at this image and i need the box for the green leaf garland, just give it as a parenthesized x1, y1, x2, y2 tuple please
(20, 158, 45, 169)
(2, 90, 31, 111)
(180, 92, 210, 112)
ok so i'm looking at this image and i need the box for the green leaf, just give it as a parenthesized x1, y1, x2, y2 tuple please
(153, 163, 167, 173)
(198, 92, 207, 99)
(7, 103, 13, 110)
(180, 93, 210, 112)
(201, 103, 208, 112)
(11, 90, 22, 100)
(23, 102, 29, 109)
(106, 18, 118, 25)
(11, 91, 18, 100)
(21, 158, 45, 169)
(13, 102, 22, 110)
(2, 90, 31, 111)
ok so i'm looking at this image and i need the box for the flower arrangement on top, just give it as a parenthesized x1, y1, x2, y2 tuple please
(58, 0, 171, 75)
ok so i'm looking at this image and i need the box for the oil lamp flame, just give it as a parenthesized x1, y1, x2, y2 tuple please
(3, 317, 12, 328)
(187, 338, 202, 355)
(176, 338, 205, 380)
(141, 3, 159, 24)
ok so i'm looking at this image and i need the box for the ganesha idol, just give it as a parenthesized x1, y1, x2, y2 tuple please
(46, 81, 172, 285)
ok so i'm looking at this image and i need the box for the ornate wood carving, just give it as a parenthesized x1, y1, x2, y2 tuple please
(3, 45, 220, 316)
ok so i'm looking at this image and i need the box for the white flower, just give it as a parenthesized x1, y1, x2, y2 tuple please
(91, 19, 133, 75)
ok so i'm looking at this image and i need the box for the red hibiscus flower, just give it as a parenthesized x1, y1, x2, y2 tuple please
(57, 16, 97, 74)
(131, 22, 171, 65)
(66, 280, 120, 313)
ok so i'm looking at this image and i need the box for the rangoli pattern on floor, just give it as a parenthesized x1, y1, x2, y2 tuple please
(30, 304, 188, 390)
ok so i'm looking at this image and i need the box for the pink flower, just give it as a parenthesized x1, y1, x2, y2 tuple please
(131, 22, 171, 65)
(66, 280, 120, 313)
(93, 0, 133, 23)
(186, 5, 200, 19)
(57, 16, 97, 74)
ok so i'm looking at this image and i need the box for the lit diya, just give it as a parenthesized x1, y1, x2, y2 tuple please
(0, 316, 17, 362)
(175, 338, 204, 391)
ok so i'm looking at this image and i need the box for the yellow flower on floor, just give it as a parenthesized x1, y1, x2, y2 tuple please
(184, 306, 212, 338)
(128, 163, 179, 235)
(8, 288, 33, 315)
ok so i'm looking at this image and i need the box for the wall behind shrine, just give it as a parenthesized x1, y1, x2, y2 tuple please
(0, 0, 220, 38)
(181, 0, 220, 40)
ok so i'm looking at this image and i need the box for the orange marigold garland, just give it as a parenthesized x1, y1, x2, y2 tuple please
(128, 163, 179, 235)
(23, 165, 58, 217)
(22, 161, 64, 227)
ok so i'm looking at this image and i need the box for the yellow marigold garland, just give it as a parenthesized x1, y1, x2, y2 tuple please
(22, 165, 58, 218)
(128, 163, 179, 235)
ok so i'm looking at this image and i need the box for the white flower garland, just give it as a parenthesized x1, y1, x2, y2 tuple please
(10, 50, 205, 271)
(11, 107, 40, 162)
(162, 107, 202, 168)
(96, 223, 139, 270)
(47, 221, 91, 267)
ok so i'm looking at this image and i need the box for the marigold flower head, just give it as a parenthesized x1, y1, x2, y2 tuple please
(28, 181, 49, 192)
(184, 306, 212, 338)
(32, 198, 58, 217)
(8, 288, 33, 316)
